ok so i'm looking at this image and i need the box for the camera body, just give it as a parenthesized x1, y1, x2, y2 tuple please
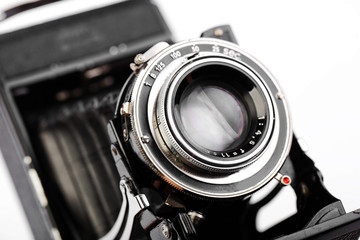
(0, 1, 359, 240)
(112, 35, 292, 195)
(0, 1, 172, 239)
(107, 25, 293, 239)
(106, 25, 357, 240)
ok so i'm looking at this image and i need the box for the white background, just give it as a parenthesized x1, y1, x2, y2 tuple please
(0, 0, 359, 239)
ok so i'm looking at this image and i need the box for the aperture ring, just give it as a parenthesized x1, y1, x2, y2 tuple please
(129, 38, 292, 198)
(156, 57, 275, 172)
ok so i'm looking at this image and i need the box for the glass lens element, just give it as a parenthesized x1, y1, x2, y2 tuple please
(178, 83, 248, 152)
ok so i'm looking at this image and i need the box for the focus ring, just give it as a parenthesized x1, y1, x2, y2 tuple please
(129, 38, 292, 198)
(155, 56, 274, 173)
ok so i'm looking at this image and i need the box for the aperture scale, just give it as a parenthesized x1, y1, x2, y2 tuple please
(128, 38, 292, 198)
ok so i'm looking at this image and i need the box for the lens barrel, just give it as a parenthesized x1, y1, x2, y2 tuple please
(163, 60, 271, 171)
(127, 38, 292, 198)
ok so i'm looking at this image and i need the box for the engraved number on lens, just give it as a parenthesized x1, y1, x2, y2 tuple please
(192, 45, 200, 53)
(212, 45, 220, 53)
(149, 73, 157, 79)
(155, 62, 165, 72)
(223, 48, 241, 60)
(170, 51, 181, 59)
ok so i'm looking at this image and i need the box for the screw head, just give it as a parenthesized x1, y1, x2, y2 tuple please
(134, 54, 146, 65)
(161, 223, 171, 239)
(123, 129, 128, 139)
(276, 92, 284, 100)
(214, 28, 224, 37)
(111, 147, 118, 156)
(141, 135, 150, 143)
(24, 156, 32, 165)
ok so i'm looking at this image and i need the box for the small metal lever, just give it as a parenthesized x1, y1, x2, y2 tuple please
(130, 42, 170, 72)
(100, 177, 150, 240)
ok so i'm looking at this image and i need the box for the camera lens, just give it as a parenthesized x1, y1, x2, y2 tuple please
(178, 84, 247, 152)
(165, 61, 268, 170)
(173, 64, 252, 154)
(131, 39, 292, 198)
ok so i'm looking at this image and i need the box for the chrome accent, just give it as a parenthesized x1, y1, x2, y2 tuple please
(161, 223, 171, 239)
(120, 102, 131, 116)
(23, 156, 32, 165)
(276, 92, 285, 100)
(120, 102, 131, 141)
(111, 147, 118, 156)
(156, 57, 274, 172)
(51, 228, 62, 240)
(28, 168, 48, 207)
(188, 211, 205, 226)
(123, 129, 129, 140)
(141, 135, 150, 143)
(274, 172, 283, 182)
(129, 38, 292, 198)
(298, 138, 310, 152)
(100, 177, 149, 240)
(214, 28, 224, 37)
(130, 42, 170, 72)
(134, 54, 146, 65)
(275, 173, 292, 186)
(25, 156, 48, 207)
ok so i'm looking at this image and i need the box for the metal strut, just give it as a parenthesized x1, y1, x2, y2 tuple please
(100, 177, 149, 240)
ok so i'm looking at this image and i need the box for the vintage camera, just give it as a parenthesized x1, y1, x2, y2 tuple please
(105, 26, 360, 240)
(0, 1, 359, 240)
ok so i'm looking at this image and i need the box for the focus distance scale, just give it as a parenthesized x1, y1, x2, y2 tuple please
(120, 37, 292, 199)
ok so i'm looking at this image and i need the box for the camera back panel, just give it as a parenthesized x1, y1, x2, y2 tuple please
(0, 1, 172, 239)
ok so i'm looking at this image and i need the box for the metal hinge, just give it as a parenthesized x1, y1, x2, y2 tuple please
(130, 42, 169, 73)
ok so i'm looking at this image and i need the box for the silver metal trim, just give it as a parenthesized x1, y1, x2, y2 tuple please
(275, 173, 292, 186)
(99, 178, 149, 240)
(158, 57, 275, 171)
(129, 38, 292, 198)
(130, 42, 170, 72)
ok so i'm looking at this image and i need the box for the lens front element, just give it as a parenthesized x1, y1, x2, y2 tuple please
(178, 82, 248, 152)
(166, 61, 270, 170)
(173, 63, 256, 157)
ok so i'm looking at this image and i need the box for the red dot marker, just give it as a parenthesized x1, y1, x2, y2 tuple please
(281, 175, 291, 185)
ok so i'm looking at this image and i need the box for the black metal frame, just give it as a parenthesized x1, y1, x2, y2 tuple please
(0, 1, 172, 239)
(107, 25, 360, 239)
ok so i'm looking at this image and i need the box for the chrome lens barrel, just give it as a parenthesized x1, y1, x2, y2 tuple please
(129, 38, 292, 198)
(158, 57, 274, 172)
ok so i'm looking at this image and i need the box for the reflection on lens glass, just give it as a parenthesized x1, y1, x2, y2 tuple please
(179, 84, 247, 152)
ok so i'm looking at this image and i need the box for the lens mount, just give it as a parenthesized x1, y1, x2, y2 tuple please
(129, 38, 292, 198)
(159, 58, 274, 172)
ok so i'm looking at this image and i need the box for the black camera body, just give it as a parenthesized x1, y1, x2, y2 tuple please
(0, 1, 359, 240)
(0, 1, 171, 239)
(106, 25, 358, 240)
